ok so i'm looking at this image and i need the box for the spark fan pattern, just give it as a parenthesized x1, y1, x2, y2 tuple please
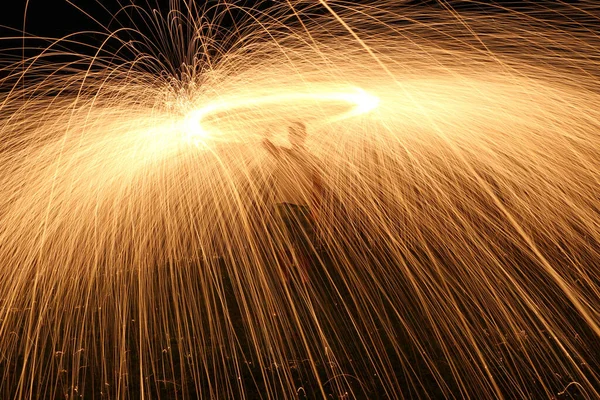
(1, 0, 599, 398)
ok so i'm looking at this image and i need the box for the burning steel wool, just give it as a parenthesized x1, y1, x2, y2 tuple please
(0, 0, 599, 398)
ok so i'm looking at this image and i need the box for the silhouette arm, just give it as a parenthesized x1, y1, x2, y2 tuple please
(311, 164, 325, 219)
(262, 138, 281, 158)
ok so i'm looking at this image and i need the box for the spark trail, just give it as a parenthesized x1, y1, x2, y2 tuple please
(0, 1, 599, 399)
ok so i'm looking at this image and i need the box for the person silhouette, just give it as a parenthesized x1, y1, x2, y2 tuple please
(262, 122, 324, 282)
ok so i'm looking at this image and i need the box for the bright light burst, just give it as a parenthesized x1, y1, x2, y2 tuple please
(184, 85, 379, 145)
(0, 0, 599, 399)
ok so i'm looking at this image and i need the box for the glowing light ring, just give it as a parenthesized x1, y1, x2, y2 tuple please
(184, 87, 379, 143)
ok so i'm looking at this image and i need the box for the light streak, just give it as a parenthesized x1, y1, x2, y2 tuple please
(184, 86, 379, 144)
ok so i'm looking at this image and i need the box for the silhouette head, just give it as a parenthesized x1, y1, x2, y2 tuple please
(288, 122, 307, 148)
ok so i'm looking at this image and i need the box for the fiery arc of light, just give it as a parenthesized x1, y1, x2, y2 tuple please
(183, 86, 380, 143)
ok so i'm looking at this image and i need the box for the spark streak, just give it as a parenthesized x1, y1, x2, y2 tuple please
(184, 86, 379, 144)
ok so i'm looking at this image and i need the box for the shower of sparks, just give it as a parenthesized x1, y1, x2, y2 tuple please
(0, 0, 599, 399)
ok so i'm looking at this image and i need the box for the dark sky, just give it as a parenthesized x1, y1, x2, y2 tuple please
(1, 1, 265, 38)
(1, 1, 114, 39)
(0, 1, 573, 39)
(0, 1, 292, 64)
(0, 0, 585, 74)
